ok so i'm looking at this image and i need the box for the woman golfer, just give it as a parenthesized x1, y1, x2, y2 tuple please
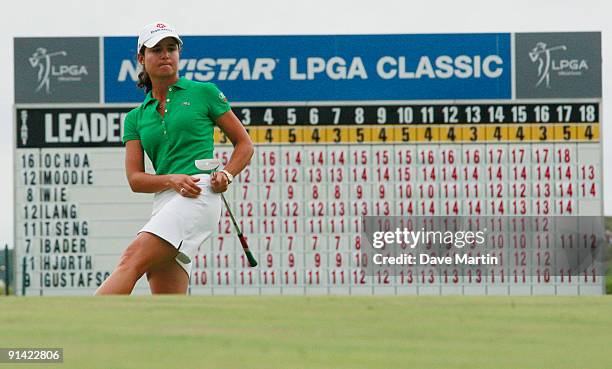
(95, 21, 253, 295)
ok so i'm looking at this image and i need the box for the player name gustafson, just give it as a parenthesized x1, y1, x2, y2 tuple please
(373, 253, 499, 265)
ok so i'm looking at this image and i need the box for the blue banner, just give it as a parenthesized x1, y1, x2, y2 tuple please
(104, 34, 511, 103)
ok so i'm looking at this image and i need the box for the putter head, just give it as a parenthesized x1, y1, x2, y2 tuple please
(195, 159, 221, 171)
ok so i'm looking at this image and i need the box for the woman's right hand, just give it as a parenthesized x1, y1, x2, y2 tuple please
(167, 174, 201, 198)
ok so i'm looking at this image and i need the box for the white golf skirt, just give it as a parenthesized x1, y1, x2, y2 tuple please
(138, 174, 222, 276)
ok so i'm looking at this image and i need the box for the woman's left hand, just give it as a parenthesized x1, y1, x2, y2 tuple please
(210, 172, 229, 193)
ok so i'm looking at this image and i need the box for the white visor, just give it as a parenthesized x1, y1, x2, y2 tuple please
(137, 21, 182, 52)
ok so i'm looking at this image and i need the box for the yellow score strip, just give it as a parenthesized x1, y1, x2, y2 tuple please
(214, 123, 600, 145)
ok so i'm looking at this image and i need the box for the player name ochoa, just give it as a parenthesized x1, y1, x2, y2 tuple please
(40, 153, 90, 168)
(373, 253, 500, 265)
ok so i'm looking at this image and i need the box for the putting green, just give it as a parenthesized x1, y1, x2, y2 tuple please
(0, 296, 610, 369)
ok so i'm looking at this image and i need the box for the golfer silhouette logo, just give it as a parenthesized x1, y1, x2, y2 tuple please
(529, 42, 567, 88)
(28, 47, 67, 94)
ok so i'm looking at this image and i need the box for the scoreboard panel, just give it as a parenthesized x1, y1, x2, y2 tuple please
(13, 32, 604, 295)
(14, 100, 603, 295)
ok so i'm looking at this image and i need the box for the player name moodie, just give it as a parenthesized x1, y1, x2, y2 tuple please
(373, 253, 500, 266)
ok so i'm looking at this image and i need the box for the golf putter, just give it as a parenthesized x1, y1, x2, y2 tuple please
(194, 159, 258, 267)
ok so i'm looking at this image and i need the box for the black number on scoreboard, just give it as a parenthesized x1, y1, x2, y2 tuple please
(493, 127, 502, 141)
(563, 125, 571, 140)
(378, 128, 387, 142)
(356, 128, 364, 143)
(311, 128, 321, 143)
(333, 128, 341, 143)
(470, 127, 478, 142)
(402, 128, 410, 142)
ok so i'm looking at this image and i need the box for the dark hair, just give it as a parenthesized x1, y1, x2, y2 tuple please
(136, 48, 152, 93)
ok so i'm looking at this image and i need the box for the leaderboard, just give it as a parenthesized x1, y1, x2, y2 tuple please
(14, 101, 603, 295)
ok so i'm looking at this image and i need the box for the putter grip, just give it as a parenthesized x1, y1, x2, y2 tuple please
(239, 235, 258, 267)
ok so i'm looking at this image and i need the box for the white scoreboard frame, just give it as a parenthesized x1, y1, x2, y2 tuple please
(13, 98, 605, 296)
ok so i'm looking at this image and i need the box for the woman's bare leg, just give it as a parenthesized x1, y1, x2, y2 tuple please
(94, 232, 179, 295)
(146, 259, 189, 294)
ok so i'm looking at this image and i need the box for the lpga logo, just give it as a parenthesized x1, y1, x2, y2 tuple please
(28, 47, 88, 94)
(29, 48, 66, 94)
(529, 42, 589, 88)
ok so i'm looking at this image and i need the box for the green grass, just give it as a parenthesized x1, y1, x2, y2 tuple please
(0, 296, 611, 369)
(606, 251, 612, 294)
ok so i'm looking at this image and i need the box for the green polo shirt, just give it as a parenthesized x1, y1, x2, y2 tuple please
(122, 77, 231, 175)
